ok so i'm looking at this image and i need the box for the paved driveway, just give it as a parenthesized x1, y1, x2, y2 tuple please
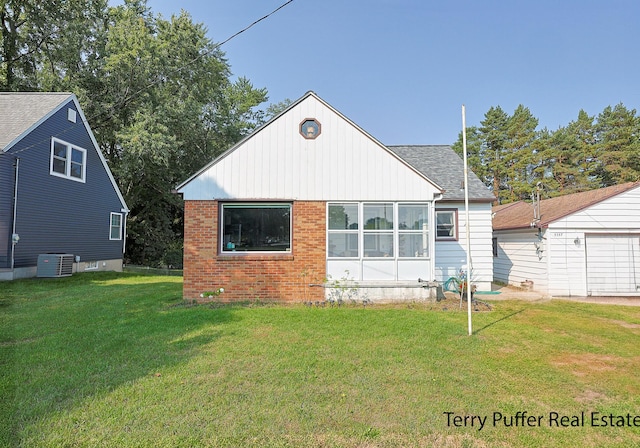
(480, 284, 640, 306)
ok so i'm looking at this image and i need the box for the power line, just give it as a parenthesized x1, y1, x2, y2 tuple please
(217, 0, 295, 49)
(90, 0, 296, 127)
(4, 0, 296, 157)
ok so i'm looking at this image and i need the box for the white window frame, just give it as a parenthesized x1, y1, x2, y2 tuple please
(363, 203, 394, 258)
(85, 260, 99, 270)
(327, 202, 431, 260)
(50, 137, 87, 182)
(435, 209, 458, 241)
(220, 203, 292, 254)
(327, 203, 360, 258)
(110, 212, 123, 241)
(397, 203, 430, 258)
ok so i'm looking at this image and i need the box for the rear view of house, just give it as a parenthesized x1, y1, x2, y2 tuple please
(493, 182, 640, 297)
(177, 91, 495, 302)
(0, 93, 128, 280)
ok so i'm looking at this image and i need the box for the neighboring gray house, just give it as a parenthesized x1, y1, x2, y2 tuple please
(493, 182, 640, 297)
(0, 92, 128, 280)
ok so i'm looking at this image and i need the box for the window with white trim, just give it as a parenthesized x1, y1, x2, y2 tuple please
(50, 138, 86, 182)
(327, 202, 430, 259)
(436, 209, 458, 240)
(398, 204, 429, 257)
(363, 203, 394, 257)
(327, 203, 359, 257)
(110, 213, 123, 240)
(221, 203, 292, 253)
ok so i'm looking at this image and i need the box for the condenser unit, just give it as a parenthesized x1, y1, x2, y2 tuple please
(37, 254, 74, 277)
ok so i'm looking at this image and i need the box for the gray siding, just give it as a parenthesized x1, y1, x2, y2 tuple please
(0, 153, 15, 267)
(6, 100, 124, 268)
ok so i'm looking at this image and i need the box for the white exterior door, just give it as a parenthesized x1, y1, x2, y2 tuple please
(585, 234, 640, 295)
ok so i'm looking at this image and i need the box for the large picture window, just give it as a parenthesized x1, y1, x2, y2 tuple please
(50, 138, 86, 182)
(221, 203, 291, 253)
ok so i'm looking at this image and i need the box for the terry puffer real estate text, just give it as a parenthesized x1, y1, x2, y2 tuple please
(443, 411, 640, 431)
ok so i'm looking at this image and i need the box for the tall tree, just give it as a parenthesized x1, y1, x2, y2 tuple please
(452, 125, 488, 187)
(503, 105, 539, 202)
(478, 106, 509, 203)
(95, 2, 267, 266)
(1, 0, 107, 91)
(536, 110, 600, 195)
(594, 103, 640, 186)
(2, 0, 269, 266)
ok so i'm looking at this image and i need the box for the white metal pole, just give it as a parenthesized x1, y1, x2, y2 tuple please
(462, 105, 473, 336)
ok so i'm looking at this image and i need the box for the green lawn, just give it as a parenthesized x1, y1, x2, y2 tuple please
(1, 272, 639, 447)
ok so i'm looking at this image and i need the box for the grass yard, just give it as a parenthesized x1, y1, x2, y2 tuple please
(1, 272, 639, 447)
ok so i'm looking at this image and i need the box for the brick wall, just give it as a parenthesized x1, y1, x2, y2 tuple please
(183, 200, 326, 302)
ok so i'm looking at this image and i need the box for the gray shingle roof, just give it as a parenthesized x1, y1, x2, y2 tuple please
(388, 145, 495, 202)
(0, 92, 72, 151)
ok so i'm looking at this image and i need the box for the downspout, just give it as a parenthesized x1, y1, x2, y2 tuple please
(10, 157, 20, 270)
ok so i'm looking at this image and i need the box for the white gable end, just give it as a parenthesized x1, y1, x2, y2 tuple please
(179, 93, 441, 201)
(549, 185, 640, 231)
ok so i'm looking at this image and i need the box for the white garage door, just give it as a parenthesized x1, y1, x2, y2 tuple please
(585, 234, 640, 295)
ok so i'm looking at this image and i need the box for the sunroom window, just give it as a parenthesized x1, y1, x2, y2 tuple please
(221, 203, 291, 253)
(327, 202, 431, 259)
(363, 203, 394, 257)
(327, 203, 359, 257)
(398, 204, 429, 257)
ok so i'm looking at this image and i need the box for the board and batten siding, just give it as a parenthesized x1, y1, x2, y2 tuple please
(435, 202, 493, 291)
(179, 95, 441, 202)
(7, 100, 125, 268)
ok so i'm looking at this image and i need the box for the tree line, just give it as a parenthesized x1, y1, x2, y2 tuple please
(3, 1, 638, 266)
(1, 0, 286, 267)
(452, 103, 640, 204)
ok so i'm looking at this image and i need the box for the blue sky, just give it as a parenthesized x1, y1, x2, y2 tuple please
(131, 0, 639, 145)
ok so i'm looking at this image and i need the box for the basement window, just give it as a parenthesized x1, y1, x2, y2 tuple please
(221, 203, 292, 253)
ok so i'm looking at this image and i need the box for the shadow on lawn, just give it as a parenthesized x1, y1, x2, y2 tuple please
(1, 272, 236, 446)
(473, 308, 526, 335)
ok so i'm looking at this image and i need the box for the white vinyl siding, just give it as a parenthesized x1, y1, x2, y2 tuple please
(493, 229, 550, 292)
(436, 203, 493, 291)
(494, 186, 640, 296)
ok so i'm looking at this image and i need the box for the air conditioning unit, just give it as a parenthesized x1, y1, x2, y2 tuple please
(37, 254, 74, 278)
